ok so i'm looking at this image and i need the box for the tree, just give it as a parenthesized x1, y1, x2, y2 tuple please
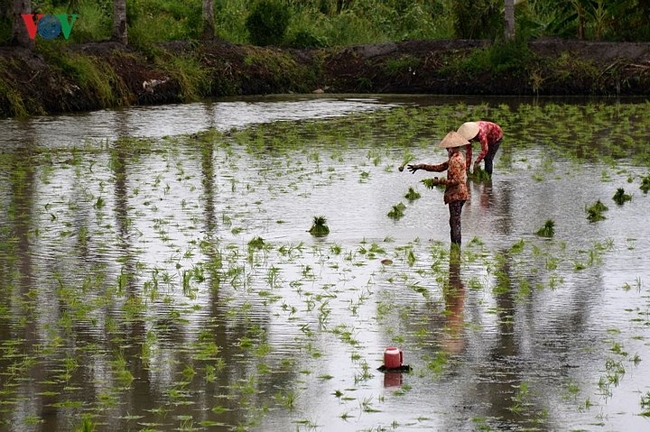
(11, 0, 33, 48)
(202, 0, 215, 40)
(112, 0, 127, 45)
(504, 0, 515, 39)
(453, 0, 503, 40)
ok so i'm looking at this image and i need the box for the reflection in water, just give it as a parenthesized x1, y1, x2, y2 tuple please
(0, 96, 397, 150)
(441, 247, 465, 355)
(3, 133, 42, 427)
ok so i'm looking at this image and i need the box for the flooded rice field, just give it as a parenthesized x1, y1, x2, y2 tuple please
(1, 96, 650, 432)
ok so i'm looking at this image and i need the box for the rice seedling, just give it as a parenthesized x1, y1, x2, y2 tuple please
(510, 239, 526, 254)
(468, 167, 491, 182)
(308, 216, 330, 237)
(74, 415, 97, 432)
(404, 187, 421, 201)
(641, 174, 650, 193)
(111, 352, 134, 387)
(565, 381, 580, 400)
(535, 219, 555, 238)
(359, 395, 381, 413)
(639, 392, 650, 417)
(421, 178, 442, 189)
(387, 202, 406, 220)
(586, 199, 608, 222)
(612, 188, 632, 205)
(397, 151, 416, 172)
(425, 351, 448, 374)
(508, 382, 532, 415)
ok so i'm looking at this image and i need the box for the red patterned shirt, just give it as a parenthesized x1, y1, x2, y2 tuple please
(418, 151, 468, 204)
(465, 121, 503, 169)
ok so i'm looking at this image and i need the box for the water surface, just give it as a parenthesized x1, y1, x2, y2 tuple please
(1, 95, 649, 432)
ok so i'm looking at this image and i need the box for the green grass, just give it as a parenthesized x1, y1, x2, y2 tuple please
(49, 50, 129, 107)
(0, 78, 30, 117)
(156, 53, 210, 101)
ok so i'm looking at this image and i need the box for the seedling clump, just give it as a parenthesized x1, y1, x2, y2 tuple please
(535, 219, 555, 238)
(387, 202, 406, 220)
(404, 187, 421, 201)
(469, 166, 490, 182)
(421, 177, 443, 189)
(586, 200, 608, 222)
(612, 188, 632, 205)
(248, 236, 266, 250)
(397, 152, 415, 172)
(640, 174, 650, 193)
(309, 216, 330, 237)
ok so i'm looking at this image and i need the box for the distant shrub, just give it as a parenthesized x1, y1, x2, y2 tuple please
(287, 29, 327, 48)
(452, 0, 503, 40)
(245, 0, 291, 46)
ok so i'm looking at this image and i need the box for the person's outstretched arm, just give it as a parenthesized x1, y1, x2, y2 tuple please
(407, 161, 449, 173)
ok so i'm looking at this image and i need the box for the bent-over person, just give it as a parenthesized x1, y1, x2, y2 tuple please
(456, 121, 503, 176)
(407, 131, 469, 246)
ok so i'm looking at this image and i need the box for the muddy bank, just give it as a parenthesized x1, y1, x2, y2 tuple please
(1, 38, 650, 118)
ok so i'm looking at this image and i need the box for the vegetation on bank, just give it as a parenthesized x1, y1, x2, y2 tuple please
(1, 0, 650, 118)
(2, 0, 650, 48)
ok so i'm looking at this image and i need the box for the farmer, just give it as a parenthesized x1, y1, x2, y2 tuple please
(407, 131, 469, 246)
(456, 121, 503, 176)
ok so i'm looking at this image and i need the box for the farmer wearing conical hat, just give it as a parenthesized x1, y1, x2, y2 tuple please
(407, 131, 469, 246)
(456, 121, 503, 176)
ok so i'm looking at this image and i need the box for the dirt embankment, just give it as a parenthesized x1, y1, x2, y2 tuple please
(1, 38, 650, 118)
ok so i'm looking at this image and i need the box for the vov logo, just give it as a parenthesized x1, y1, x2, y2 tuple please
(21, 14, 79, 40)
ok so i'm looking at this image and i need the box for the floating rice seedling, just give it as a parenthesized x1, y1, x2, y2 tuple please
(612, 188, 632, 205)
(387, 202, 406, 220)
(308, 216, 330, 237)
(586, 199, 608, 222)
(535, 219, 555, 238)
(404, 187, 421, 201)
(641, 174, 650, 193)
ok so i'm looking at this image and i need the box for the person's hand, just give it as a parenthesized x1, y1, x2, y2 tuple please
(407, 164, 419, 174)
(473, 161, 480, 170)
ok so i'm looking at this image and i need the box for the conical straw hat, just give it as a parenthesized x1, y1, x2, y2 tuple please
(438, 131, 470, 148)
(457, 122, 480, 141)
